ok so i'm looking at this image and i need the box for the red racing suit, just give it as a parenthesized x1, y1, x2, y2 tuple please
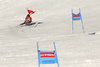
(25, 15, 32, 25)
(20, 15, 32, 26)
(26, 15, 32, 21)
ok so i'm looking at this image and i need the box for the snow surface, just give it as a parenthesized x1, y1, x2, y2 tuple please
(0, 0, 100, 67)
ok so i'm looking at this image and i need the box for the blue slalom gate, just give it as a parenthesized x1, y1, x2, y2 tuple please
(71, 8, 85, 34)
(37, 42, 59, 67)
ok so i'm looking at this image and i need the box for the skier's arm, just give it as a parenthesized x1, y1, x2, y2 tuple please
(30, 17, 32, 22)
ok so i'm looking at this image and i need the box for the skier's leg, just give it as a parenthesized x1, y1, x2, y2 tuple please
(20, 21, 26, 25)
(27, 21, 32, 26)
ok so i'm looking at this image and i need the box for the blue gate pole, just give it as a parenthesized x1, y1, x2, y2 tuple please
(71, 9, 74, 34)
(72, 20, 74, 34)
(37, 42, 40, 67)
(53, 42, 56, 51)
(81, 19, 85, 34)
(79, 8, 85, 34)
(53, 42, 59, 67)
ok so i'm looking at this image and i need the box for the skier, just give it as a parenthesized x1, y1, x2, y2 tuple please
(20, 14, 32, 26)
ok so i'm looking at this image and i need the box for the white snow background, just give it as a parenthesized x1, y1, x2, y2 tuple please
(0, 0, 100, 67)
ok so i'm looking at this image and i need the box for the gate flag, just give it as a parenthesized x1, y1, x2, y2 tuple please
(72, 8, 85, 34)
(37, 42, 59, 67)
(26, 8, 36, 15)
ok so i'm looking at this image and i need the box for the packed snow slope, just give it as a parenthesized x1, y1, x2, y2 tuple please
(0, 0, 100, 67)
